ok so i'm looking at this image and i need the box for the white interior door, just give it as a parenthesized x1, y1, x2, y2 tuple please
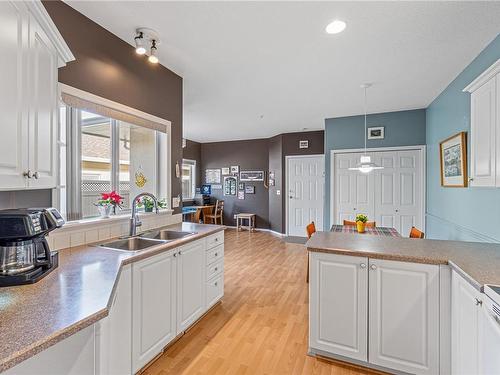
(333, 148, 424, 235)
(335, 152, 374, 225)
(287, 155, 324, 236)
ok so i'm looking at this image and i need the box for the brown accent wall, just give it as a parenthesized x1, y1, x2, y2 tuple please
(200, 139, 270, 228)
(183, 139, 202, 188)
(43, 1, 183, 212)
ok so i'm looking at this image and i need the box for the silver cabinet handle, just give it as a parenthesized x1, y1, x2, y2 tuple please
(178, 251, 182, 256)
(370, 264, 377, 270)
(469, 177, 474, 182)
(215, 252, 218, 257)
(215, 267, 218, 271)
(475, 298, 483, 306)
(215, 238, 218, 242)
(173, 252, 177, 257)
(33, 171, 39, 179)
(23, 170, 33, 178)
(214, 281, 218, 286)
(360, 263, 367, 269)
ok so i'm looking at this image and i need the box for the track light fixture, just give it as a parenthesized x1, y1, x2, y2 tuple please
(148, 40, 159, 64)
(134, 31, 146, 55)
(134, 28, 161, 64)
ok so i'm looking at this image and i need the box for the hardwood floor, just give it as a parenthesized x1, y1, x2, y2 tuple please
(144, 229, 381, 375)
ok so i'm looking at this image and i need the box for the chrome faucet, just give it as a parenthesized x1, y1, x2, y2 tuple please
(130, 192, 159, 236)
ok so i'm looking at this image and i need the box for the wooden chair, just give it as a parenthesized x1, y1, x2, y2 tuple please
(409, 226, 425, 239)
(205, 200, 224, 225)
(193, 207, 202, 224)
(343, 220, 376, 228)
(305, 222, 316, 283)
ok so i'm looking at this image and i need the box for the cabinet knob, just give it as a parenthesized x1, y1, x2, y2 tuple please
(214, 282, 218, 286)
(469, 177, 474, 182)
(395, 209, 399, 213)
(178, 251, 182, 256)
(215, 267, 218, 271)
(215, 252, 218, 257)
(23, 170, 33, 179)
(215, 238, 218, 242)
(360, 263, 367, 269)
(173, 252, 177, 257)
(33, 171, 39, 180)
(370, 264, 377, 270)
(475, 298, 483, 306)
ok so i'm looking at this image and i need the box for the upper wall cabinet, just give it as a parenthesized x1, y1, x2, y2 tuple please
(464, 59, 500, 187)
(0, 1, 74, 191)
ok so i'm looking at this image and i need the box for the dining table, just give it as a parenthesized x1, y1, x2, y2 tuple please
(330, 224, 401, 237)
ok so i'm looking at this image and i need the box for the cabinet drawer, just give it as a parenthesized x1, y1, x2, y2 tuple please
(206, 259, 224, 281)
(206, 274, 224, 309)
(206, 244, 224, 265)
(206, 231, 224, 250)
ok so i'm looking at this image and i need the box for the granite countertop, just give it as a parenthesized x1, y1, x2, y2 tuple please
(0, 222, 225, 372)
(307, 231, 500, 289)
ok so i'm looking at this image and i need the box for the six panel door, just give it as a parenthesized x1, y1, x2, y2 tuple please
(309, 252, 368, 361)
(368, 259, 439, 374)
(287, 156, 325, 235)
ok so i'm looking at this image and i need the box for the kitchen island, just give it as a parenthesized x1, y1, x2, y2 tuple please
(306, 231, 500, 375)
(0, 222, 225, 374)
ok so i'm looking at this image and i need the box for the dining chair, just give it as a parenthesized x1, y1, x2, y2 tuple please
(205, 200, 224, 225)
(409, 226, 425, 239)
(343, 220, 376, 228)
(305, 221, 316, 283)
(193, 207, 202, 224)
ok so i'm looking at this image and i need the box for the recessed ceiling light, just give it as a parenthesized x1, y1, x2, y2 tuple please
(325, 20, 346, 34)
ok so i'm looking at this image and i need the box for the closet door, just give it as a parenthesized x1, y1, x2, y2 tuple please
(334, 152, 374, 224)
(373, 152, 398, 229)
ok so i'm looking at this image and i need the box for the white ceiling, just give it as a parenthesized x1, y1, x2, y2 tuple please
(67, 1, 500, 143)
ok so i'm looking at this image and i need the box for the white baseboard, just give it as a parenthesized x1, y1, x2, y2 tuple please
(223, 225, 285, 237)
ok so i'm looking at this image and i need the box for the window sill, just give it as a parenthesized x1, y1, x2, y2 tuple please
(58, 209, 174, 233)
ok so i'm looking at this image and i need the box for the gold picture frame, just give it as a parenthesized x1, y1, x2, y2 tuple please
(440, 131, 467, 187)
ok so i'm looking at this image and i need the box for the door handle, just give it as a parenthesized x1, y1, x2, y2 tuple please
(370, 264, 377, 270)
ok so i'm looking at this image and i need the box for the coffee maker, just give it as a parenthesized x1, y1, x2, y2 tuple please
(0, 208, 64, 287)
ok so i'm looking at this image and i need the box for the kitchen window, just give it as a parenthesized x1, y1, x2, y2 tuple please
(56, 85, 171, 221)
(182, 159, 196, 200)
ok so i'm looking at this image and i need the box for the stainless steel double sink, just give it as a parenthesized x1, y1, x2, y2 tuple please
(98, 229, 196, 252)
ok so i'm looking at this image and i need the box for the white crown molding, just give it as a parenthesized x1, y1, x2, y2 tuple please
(463, 58, 500, 93)
(27, 0, 75, 67)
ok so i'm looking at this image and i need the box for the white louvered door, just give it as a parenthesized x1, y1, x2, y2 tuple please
(287, 155, 325, 236)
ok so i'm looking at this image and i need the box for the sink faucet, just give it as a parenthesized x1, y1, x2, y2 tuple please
(130, 192, 159, 236)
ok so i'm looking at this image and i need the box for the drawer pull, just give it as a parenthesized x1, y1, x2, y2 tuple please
(215, 267, 218, 271)
(215, 238, 218, 242)
(215, 252, 218, 257)
(214, 281, 218, 286)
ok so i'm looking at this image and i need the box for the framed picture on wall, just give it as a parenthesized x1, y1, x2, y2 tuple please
(205, 169, 221, 184)
(221, 167, 230, 175)
(367, 126, 385, 139)
(238, 182, 245, 190)
(440, 131, 467, 187)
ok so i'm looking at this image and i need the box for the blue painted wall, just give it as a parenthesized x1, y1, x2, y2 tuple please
(324, 109, 426, 229)
(426, 34, 500, 243)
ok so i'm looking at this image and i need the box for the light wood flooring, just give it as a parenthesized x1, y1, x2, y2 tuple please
(144, 229, 382, 375)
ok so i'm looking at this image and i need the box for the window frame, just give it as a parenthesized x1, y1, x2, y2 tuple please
(54, 84, 172, 222)
(182, 159, 196, 201)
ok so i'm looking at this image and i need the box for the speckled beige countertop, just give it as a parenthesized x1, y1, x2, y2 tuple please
(0, 222, 224, 372)
(307, 231, 500, 290)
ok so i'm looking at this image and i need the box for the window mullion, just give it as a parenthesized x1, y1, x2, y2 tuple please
(111, 120, 119, 193)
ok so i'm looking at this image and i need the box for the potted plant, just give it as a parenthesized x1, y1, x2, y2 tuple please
(136, 197, 168, 212)
(355, 214, 368, 233)
(95, 191, 123, 218)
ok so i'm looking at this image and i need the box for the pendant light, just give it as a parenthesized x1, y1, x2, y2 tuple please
(348, 83, 384, 173)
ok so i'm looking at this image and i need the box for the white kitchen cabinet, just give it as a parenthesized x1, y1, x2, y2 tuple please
(132, 251, 177, 373)
(451, 270, 482, 375)
(478, 294, 500, 375)
(0, 1, 73, 190)
(96, 265, 132, 375)
(369, 259, 440, 375)
(177, 240, 206, 334)
(309, 252, 368, 361)
(464, 58, 500, 187)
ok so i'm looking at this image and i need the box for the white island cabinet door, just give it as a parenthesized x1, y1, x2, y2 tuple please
(132, 251, 177, 373)
(177, 239, 206, 334)
(451, 270, 481, 375)
(96, 265, 132, 375)
(309, 252, 368, 362)
(368, 259, 439, 375)
(0, 1, 29, 189)
(27, 11, 58, 189)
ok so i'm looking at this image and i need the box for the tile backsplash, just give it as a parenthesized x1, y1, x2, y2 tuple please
(48, 212, 182, 251)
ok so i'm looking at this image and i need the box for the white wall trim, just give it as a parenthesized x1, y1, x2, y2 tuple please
(223, 225, 285, 237)
(285, 154, 325, 236)
(329, 145, 426, 233)
(27, 1, 75, 66)
(463, 58, 500, 93)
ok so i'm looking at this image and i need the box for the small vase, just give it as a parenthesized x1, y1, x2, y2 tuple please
(356, 221, 366, 233)
(98, 205, 112, 218)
